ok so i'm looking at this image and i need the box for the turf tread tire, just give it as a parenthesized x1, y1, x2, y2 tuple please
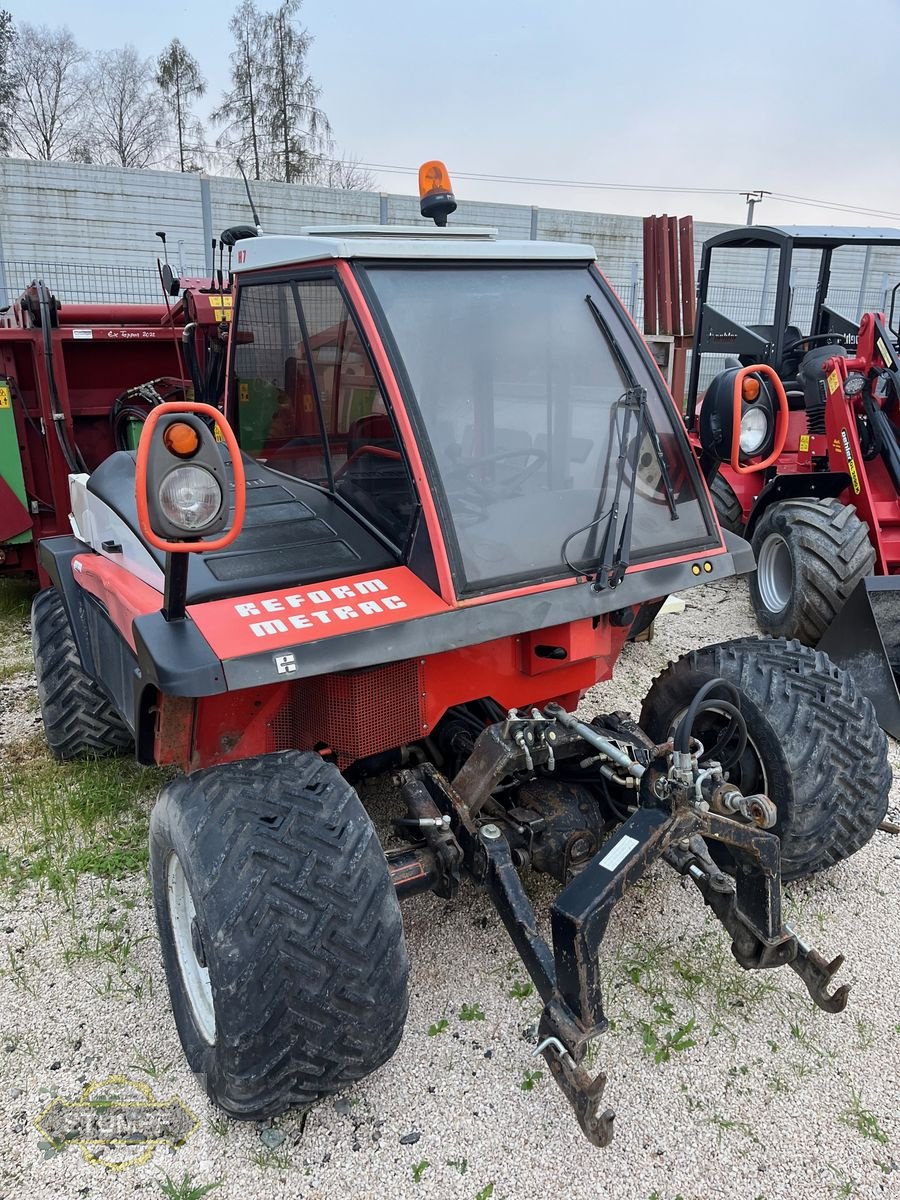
(640, 636, 890, 880)
(149, 750, 409, 1120)
(750, 498, 875, 644)
(31, 587, 132, 760)
(709, 472, 744, 535)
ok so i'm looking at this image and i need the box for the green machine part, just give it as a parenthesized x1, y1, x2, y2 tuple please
(0, 380, 32, 545)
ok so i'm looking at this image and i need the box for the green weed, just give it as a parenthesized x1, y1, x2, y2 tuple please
(519, 1068, 543, 1091)
(427, 1018, 449, 1036)
(459, 1002, 485, 1022)
(157, 1173, 222, 1200)
(839, 1090, 889, 1145)
(411, 1160, 430, 1183)
(508, 980, 534, 1001)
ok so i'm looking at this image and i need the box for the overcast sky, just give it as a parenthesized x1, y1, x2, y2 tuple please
(11, 0, 900, 227)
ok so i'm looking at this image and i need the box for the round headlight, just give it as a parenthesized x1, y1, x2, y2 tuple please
(158, 465, 223, 531)
(739, 407, 769, 455)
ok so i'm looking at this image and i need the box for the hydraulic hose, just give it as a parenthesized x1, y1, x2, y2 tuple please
(673, 677, 745, 756)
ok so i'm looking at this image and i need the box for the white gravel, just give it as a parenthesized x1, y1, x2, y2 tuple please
(1, 576, 899, 1200)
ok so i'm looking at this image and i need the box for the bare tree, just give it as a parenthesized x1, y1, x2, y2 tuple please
(263, 0, 331, 184)
(11, 24, 87, 160)
(88, 46, 166, 168)
(0, 11, 14, 154)
(316, 155, 376, 191)
(156, 39, 206, 173)
(211, 0, 267, 180)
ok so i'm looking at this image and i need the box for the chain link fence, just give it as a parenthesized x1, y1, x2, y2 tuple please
(2, 259, 895, 340)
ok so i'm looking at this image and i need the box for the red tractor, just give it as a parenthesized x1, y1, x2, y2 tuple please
(28, 170, 890, 1147)
(685, 224, 900, 734)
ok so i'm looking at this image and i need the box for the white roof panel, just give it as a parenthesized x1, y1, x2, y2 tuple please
(233, 227, 595, 272)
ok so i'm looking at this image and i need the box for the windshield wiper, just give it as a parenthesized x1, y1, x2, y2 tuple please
(584, 293, 679, 521)
(565, 294, 679, 590)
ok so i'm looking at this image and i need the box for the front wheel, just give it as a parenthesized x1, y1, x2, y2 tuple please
(640, 637, 890, 880)
(749, 497, 874, 644)
(149, 750, 409, 1119)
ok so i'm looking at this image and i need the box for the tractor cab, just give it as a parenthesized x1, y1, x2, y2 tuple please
(686, 224, 900, 431)
(223, 225, 723, 603)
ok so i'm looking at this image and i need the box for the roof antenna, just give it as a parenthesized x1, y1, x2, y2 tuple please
(237, 160, 263, 235)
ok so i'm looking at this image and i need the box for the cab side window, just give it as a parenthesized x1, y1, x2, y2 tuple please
(232, 276, 417, 549)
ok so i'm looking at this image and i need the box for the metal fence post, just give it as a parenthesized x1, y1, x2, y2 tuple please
(629, 261, 639, 319)
(379, 194, 389, 225)
(759, 248, 775, 323)
(0, 238, 8, 308)
(530, 207, 539, 241)
(200, 175, 214, 275)
(855, 245, 873, 322)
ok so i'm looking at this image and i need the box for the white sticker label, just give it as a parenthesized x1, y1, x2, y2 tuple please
(72, 329, 93, 340)
(598, 834, 639, 872)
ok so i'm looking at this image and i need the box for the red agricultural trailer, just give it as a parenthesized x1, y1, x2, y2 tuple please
(0, 269, 234, 582)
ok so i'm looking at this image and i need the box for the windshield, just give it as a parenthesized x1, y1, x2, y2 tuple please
(361, 263, 716, 594)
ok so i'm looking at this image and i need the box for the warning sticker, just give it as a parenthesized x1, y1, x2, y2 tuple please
(840, 428, 861, 495)
(827, 369, 841, 395)
(799, 434, 810, 452)
(0, 383, 10, 408)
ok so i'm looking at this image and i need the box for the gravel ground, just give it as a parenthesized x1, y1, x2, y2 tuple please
(1, 577, 899, 1200)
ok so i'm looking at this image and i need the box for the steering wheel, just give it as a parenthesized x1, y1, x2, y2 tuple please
(444, 447, 548, 503)
(784, 332, 848, 356)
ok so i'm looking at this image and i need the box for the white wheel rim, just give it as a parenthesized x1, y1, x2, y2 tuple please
(166, 852, 216, 1044)
(756, 532, 793, 615)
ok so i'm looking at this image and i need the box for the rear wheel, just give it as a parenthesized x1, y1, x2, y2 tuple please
(640, 637, 889, 880)
(749, 498, 875, 644)
(149, 750, 409, 1119)
(709, 472, 744, 534)
(31, 587, 132, 760)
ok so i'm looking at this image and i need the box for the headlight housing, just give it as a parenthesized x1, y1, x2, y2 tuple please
(739, 407, 769, 455)
(158, 465, 223, 532)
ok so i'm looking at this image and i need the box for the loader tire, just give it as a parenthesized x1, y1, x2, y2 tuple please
(749, 498, 875, 644)
(709, 472, 744, 535)
(31, 587, 132, 760)
(149, 750, 409, 1119)
(640, 637, 890, 880)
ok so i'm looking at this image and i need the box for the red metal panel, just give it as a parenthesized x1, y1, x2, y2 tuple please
(679, 217, 696, 336)
(667, 218, 681, 336)
(642, 216, 657, 335)
(655, 216, 674, 336)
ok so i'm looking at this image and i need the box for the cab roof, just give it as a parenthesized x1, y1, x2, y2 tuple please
(705, 225, 900, 251)
(232, 225, 596, 272)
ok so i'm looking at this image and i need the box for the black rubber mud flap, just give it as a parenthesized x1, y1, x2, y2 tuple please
(817, 576, 900, 739)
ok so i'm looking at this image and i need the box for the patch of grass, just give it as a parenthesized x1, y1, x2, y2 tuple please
(446, 1157, 468, 1175)
(459, 1002, 485, 1022)
(427, 1018, 449, 1037)
(0, 659, 32, 683)
(411, 1160, 429, 1183)
(475, 1185, 495, 1200)
(250, 1148, 292, 1170)
(208, 1117, 230, 1138)
(157, 1173, 222, 1200)
(839, 1090, 889, 1145)
(0, 751, 169, 899)
(508, 980, 534, 1001)
(0, 579, 34, 625)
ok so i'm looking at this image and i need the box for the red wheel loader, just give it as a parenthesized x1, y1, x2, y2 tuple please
(28, 169, 889, 1147)
(685, 224, 900, 736)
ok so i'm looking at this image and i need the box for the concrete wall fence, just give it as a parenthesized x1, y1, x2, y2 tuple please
(2, 158, 899, 326)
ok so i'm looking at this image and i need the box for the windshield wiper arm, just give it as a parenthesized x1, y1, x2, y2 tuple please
(584, 293, 679, 521)
(594, 387, 644, 589)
